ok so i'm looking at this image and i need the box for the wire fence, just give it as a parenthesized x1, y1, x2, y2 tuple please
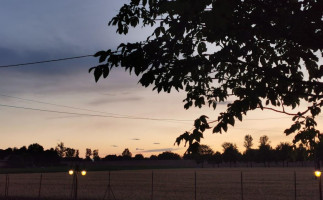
(0, 168, 321, 200)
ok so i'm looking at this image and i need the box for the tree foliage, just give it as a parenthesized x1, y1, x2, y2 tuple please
(122, 148, 133, 159)
(243, 134, 253, 150)
(91, 0, 323, 154)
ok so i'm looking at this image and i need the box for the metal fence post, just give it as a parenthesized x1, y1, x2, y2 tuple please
(151, 171, 154, 200)
(38, 173, 43, 200)
(5, 174, 9, 198)
(195, 171, 197, 200)
(241, 171, 244, 200)
(294, 171, 296, 200)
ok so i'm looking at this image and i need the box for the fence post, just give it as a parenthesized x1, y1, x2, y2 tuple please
(38, 173, 43, 200)
(294, 171, 296, 200)
(5, 174, 9, 198)
(151, 170, 154, 200)
(241, 171, 244, 200)
(195, 171, 197, 200)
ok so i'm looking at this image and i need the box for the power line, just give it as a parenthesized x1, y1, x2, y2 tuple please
(0, 93, 138, 118)
(0, 103, 192, 122)
(0, 54, 94, 68)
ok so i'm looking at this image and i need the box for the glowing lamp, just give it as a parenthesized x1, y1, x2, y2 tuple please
(81, 170, 87, 176)
(69, 170, 74, 175)
(315, 170, 322, 178)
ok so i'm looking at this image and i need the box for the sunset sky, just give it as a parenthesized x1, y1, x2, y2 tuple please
(0, 0, 322, 158)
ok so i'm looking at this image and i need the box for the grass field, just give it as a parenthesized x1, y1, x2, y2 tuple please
(0, 167, 321, 200)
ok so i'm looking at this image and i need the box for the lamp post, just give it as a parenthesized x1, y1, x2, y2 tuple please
(69, 165, 87, 200)
(314, 170, 322, 200)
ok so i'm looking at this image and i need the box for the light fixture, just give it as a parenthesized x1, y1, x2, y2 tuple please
(69, 170, 74, 175)
(315, 170, 322, 178)
(81, 170, 87, 176)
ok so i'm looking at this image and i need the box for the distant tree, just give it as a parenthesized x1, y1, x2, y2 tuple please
(43, 148, 60, 166)
(158, 151, 181, 160)
(55, 142, 66, 158)
(258, 135, 272, 167)
(275, 142, 293, 167)
(85, 148, 92, 161)
(244, 149, 257, 168)
(134, 154, 144, 160)
(93, 149, 100, 161)
(243, 135, 253, 151)
(295, 143, 308, 166)
(75, 150, 80, 159)
(27, 143, 44, 154)
(103, 154, 119, 161)
(122, 148, 132, 160)
(17, 146, 28, 154)
(196, 144, 214, 167)
(149, 155, 158, 160)
(208, 151, 222, 168)
(259, 135, 270, 146)
(222, 142, 240, 167)
(65, 148, 76, 158)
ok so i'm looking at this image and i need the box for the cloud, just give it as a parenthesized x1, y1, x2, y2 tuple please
(142, 148, 180, 153)
(111, 145, 118, 147)
(88, 96, 143, 106)
(136, 148, 144, 150)
(132, 138, 140, 141)
(153, 143, 160, 145)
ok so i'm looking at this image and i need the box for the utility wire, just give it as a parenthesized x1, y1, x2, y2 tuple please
(0, 93, 138, 118)
(0, 103, 192, 122)
(0, 93, 301, 122)
(0, 55, 94, 68)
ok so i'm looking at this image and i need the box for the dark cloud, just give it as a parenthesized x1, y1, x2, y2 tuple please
(142, 148, 180, 153)
(132, 138, 140, 141)
(136, 148, 144, 150)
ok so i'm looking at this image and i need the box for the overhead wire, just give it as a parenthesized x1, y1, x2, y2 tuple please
(0, 103, 192, 122)
(0, 54, 94, 68)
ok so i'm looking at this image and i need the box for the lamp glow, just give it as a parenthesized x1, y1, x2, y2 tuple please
(315, 170, 322, 178)
(69, 170, 74, 175)
(81, 170, 87, 176)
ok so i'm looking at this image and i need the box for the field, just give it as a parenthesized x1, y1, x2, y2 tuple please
(0, 167, 321, 200)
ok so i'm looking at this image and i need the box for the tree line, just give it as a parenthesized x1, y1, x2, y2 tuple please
(1, 135, 322, 168)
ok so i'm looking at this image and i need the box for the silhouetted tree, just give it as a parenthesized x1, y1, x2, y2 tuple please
(208, 151, 222, 168)
(244, 149, 257, 168)
(134, 154, 144, 160)
(65, 148, 76, 159)
(103, 154, 119, 161)
(55, 142, 66, 158)
(295, 143, 308, 166)
(93, 149, 100, 161)
(158, 151, 181, 160)
(275, 142, 293, 167)
(28, 143, 44, 154)
(258, 135, 272, 167)
(244, 135, 253, 150)
(122, 148, 132, 160)
(222, 143, 240, 167)
(91, 0, 322, 157)
(85, 148, 92, 161)
(149, 155, 158, 160)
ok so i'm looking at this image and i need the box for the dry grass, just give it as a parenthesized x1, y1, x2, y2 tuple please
(0, 167, 320, 200)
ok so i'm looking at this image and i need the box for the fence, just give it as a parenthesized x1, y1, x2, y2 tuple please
(0, 168, 321, 200)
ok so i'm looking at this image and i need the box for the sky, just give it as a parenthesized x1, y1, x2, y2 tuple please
(0, 0, 322, 158)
